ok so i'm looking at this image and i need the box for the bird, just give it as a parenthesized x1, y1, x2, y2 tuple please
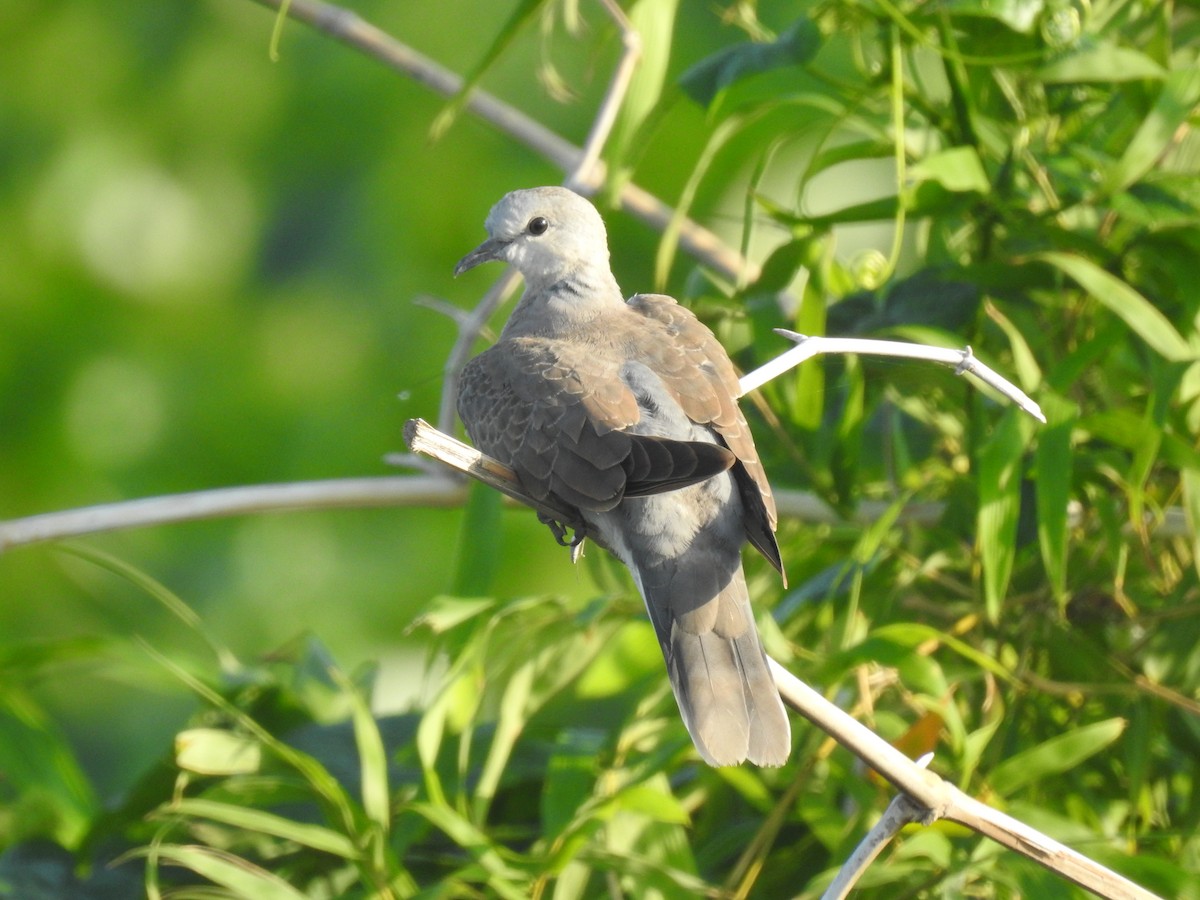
(453, 186, 791, 766)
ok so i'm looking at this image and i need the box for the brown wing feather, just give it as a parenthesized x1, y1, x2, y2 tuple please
(626, 294, 783, 577)
(458, 336, 735, 514)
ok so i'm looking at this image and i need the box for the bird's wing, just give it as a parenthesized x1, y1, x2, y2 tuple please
(458, 337, 736, 513)
(627, 293, 783, 575)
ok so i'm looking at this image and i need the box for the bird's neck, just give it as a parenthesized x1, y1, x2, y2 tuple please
(501, 265, 625, 339)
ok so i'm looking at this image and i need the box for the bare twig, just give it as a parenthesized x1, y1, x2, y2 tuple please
(740, 331, 1046, 423)
(247, 0, 754, 282)
(436, 270, 521, 434)
(822, 758, 934, 900)
(0, 477, 936, 553)
(565, 0, 640, 195)
(0, 477, 464, 553)
(404, 418, 1162, 900)
(2, 471, 1182, 554)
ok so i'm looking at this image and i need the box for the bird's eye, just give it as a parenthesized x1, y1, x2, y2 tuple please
(527, 216, 549, 236)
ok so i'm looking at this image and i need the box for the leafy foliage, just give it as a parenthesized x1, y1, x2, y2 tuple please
(2, 0, 1200, 897)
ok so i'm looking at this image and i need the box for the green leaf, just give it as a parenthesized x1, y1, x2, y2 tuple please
(409, 802, 530, 899)
(144, 844, 309, 900)
(1182, 466, 1200, 584)
(826, 622, 1016, 683)
(909, 146, 991, 194)
(335, 668, 390, 836)
(473, 655, 536, 822)
(940, 0, 1044, 33)
(604, 0, 680, 187)
(679, 19, 821, 109)
(409, 595, 497, 634)
(429, 0, 551, 140)
(144, 644, 362, 839)
(0, 687, 97, 847)
(167, 799, 361, 858)
(977, 411, 1028, 622)
(1036, 252, 1194, 361)
(989, 718, 1127, 796)
(1039, 45, 1167, 84)
(175, 727, 262, 776)
(789, 244, 830, 429)
(1034, 391, 1078, 607)
(611, 782, 690, 825)
(452, 481, 504, 596)
(541, 730, 604, 838)
(1105, 65, 1200, 194)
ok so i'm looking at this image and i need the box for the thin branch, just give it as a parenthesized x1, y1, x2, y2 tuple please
(248, 0, 754, 282)
(0, 476, 935, 553)
(2, 470, 1182, 554)
(436, 270, 520, 434)
(403, 418, 1162, 900)
(565, 0, 640, 194)
(0, 477, 465, 553)
(739, 331, 1046, 423)
(822, 764, 933, 900)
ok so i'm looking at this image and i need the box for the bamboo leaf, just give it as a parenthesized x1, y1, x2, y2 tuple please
(429, 0, 551, 140)
(909, 146, 991, 194)
(679, 19, 821, 109)
(1039, 45, 1166, 83)
(1105, 65, 1200, 194)
(1036, 252, 1194, 361)
(989, 719, 1127, 796)
(977, 411, 1028, 622)
(144, 844, 308, 900)
(167, 799, 361, 859)
(175, 728, 262, 776)
(1034, 391, 1078, 607)
(604, 0, 679, 186)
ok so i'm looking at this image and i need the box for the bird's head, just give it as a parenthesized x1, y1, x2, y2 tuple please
(454, 187, 611, 290)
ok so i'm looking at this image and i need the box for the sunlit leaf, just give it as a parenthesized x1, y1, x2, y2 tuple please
(977, 411, 1028, 622)
(909, 146, 991, 194)
(1039, 45, 1167, 83)
(679, 19, 821, 109)
(604, 0, 680, 188)
(145, 844, 308, 900)
(1105, 66, 1200, 194)
(989, 718, 1127, 796)
(1034, 391, 1077, 606)
(175, 727, 262, 776)
(1036, 252, 1194, 361)
(166, 799, 361, 858)
(429, 0, 552, 140)
(939, 0, 1044, 33)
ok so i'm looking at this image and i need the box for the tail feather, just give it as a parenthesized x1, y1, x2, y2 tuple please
(641, 565, 791, 767)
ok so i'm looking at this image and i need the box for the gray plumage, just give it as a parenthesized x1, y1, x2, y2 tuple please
(454, 186, 791, 766)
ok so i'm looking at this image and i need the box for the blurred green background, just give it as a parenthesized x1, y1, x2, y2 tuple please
(4, 0, 1200, 895)
(0, 0, 663, 800)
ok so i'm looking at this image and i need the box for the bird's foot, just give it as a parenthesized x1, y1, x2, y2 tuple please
(537, 512, 588, 562)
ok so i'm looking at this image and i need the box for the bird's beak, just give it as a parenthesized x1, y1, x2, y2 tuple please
(454, 237, 508, 277)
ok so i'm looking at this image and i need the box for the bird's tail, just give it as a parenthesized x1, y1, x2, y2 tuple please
(635, 563, 791, 767)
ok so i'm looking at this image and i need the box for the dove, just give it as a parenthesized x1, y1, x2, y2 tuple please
(454, 186, 790, 766)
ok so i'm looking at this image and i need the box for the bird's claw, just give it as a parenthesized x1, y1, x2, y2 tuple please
(537, 512, 587, 562)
